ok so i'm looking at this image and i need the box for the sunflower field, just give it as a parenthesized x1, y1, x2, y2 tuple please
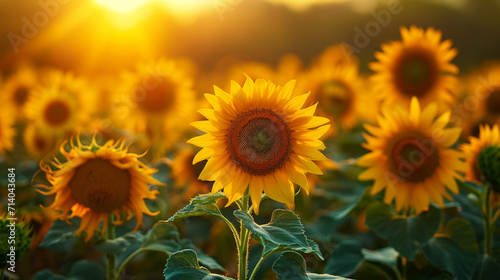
(1, 0, 500, 279)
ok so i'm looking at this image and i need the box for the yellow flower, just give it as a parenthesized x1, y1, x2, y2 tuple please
(23, 124, 57, 159)
(461, 125, 500, 184)
(1, 65, 39, 120)
(188, 77, 330, 214)
(0, 108, 16, 156)
(464, 63, 500, 126)
(113, 59, 196, 155)
(37, 135, 162, 241)
(169, 148, 213, 204)
(298, 62, 363, 133)
(358, 97, 467, 213)
(24, 71, 96, 137)
(370, 26, 459, 111)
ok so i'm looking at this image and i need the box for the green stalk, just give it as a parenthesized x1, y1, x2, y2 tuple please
(483, 184, 493, 255)
(106, 214, 116, 280)
(248, 249, 277, 280)
(238, 190, 250, 280)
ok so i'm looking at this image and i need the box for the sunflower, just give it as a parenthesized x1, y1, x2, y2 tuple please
(36, 135, 162, 241)
(297, 62, 363, 133)
(170, 148, 213, 198)
(113, 59, 196, 154)
(0, 107, 16, 156)
(188, 77, 330, 214)
(358, 97, 467, 213)
(370, 26, 459, 111)
(461, 125, 500, 184)
(1, 65, 39, 119)
(24, 71, 96, 137)
(310, 44, 358, 69)
(465, 63, 500, 126)
(23, 124, 56, 159)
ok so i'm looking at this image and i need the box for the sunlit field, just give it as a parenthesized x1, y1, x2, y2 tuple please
(1, 0, 500, 279)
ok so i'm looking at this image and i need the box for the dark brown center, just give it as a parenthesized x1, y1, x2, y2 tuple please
(318, 80, 353, 116)
(14, 86, 30, 106)
(69, 158, 131, 212)
(486, 89, 500, 116)
(44, 100, 71, 126)
(393, 50, 438, 97)
(227, 108, 292, 175)
(387, 131, 439, 183)
(137, 77, 176, 113)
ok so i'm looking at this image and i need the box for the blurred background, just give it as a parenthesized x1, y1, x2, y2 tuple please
(1, 0, 500, 76)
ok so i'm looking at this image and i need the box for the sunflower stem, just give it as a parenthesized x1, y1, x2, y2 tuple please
(248, 249, 277, 280)
(106, 214, 117, 280)
(482, 183, 493, 255)
(237, 189, 250, 280)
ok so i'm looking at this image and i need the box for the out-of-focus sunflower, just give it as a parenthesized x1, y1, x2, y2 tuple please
(465, 63, 500, 126)
(23, 124, 56, 159)
(113, 59, 196, 155)
(298, 63, 363, 133)
(1, 66, 39, 120)
(358, 97, 466, 213)
(20, 208, 58, 247)
(188, 77, 330, 214)
(0, 108, 16, 156)
(24, 71, 96, 137)
(37, 136, 162, 241)
(169, 148, 212, 201)
(310, 44, 358, 69)
(461, 125, 500, 184)
(370, 26, 459, 111)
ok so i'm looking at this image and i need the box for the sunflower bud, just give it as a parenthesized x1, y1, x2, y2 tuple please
(477, 145, 500, 192)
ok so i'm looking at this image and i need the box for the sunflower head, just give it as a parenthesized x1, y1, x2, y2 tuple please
(188, 76, 330, 214)
(477, 145, 500, 192)
(37, 135, 162, 241)
(358, 97, 467, 213)
(370, 26, 459, 111)
(461, 125, 500, 184)
(0, 108, 16, 156)
(1, 65, 39, 119)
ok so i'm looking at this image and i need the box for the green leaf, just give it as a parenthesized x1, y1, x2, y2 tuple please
(421, 218, 478, 280)
(272, 251, 350, 280)
(68, 260, 105, 280)
(234, 209, 323, 259)
(332, 187, 374, 220)
(324, 240, 398, 277)
(94, 232, 144, 254)
(39, 219, 81, 252)
(473, 255, 500, 280)
(163, 249, 234, 280)
(167, 192, 226, 222)
(32, 261, 104, 280)
(365, 201, 441, 260)
(114, 224, 224, 272)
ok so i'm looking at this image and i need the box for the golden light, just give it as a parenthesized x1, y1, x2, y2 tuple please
(95, 0, 152, 14)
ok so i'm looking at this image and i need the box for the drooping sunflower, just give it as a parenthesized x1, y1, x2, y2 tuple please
(370, 26, 459, 111)
(37, 136, 161, 241)
(0, 108, 16, 156)
(188, 77, 330, 214)
(1, 65, 39, 120)
(461, 125, 500, 184)
(24, 71, 96, 137)
(358, 97, 467, 213)
(113, 59, 196, 154)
